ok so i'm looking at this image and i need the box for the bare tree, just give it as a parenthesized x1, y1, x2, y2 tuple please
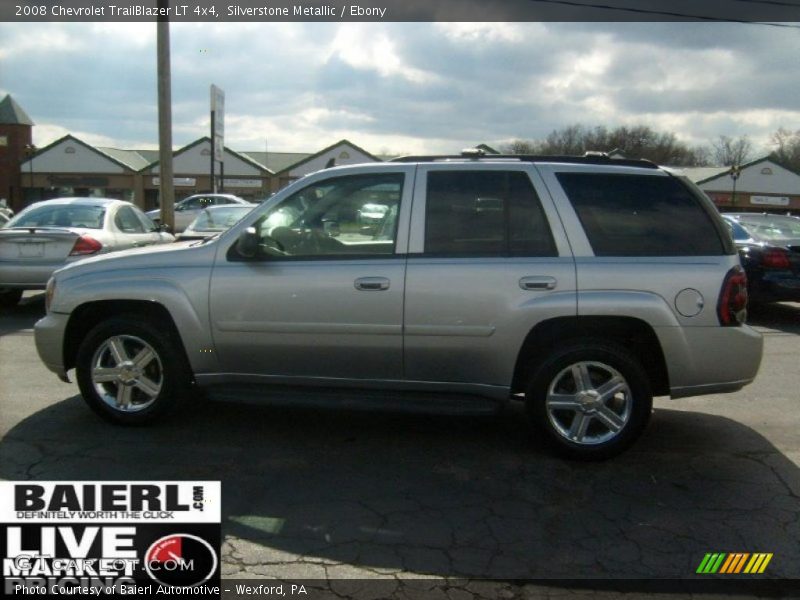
(770, 127, 800, 172)
(503, 139, 538, 154)
(711, 135, 753, 166)
(503, 124, 708, 165)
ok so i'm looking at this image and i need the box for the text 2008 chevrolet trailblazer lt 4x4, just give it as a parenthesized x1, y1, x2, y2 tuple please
(34, 152, 763, 459)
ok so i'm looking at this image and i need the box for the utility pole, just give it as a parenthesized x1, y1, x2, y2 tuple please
(157, 0, 175, 230)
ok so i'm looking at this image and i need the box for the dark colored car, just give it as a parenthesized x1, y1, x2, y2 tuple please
(722, 213, 800, 304)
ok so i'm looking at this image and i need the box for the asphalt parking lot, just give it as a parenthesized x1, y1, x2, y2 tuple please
(1, 294, 799, 598)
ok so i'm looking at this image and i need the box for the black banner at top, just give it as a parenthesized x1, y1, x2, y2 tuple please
(4, 0, 800, 22)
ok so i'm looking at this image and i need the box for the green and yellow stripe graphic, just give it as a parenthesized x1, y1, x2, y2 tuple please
(696, 552, 773, 574)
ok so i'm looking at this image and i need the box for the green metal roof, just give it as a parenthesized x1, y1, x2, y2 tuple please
(242, 151, 311, 173)
(96, 147, 154, 171)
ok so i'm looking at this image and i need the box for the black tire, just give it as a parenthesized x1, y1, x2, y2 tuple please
(0, 288, 23, 309)
(526, 341, 652, 460)
(76, 316, 192, 425)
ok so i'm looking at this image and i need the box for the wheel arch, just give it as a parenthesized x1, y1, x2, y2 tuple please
(63, 300, 192, 375)
(511, 316, 670, 397)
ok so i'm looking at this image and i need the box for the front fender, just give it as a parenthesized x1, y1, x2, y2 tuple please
(53, 267, 215, 373)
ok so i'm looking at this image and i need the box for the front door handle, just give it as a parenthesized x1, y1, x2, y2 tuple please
(519, 276, 557, 291)
(355, 277, 390, 291)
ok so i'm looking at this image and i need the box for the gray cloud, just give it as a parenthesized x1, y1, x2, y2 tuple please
(1, 21, 798, 155)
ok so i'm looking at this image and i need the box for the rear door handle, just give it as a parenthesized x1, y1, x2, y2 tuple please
(355, 277, 390, 291)
(519, 276, 557, 291)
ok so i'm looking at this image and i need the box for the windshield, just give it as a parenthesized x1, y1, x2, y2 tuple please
(188, 206, 252, 232)
(6, 204, 106, 229)
(737, 215, 800, 241)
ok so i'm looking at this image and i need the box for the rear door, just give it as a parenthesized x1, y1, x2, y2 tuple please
(403, 163, 577, 388)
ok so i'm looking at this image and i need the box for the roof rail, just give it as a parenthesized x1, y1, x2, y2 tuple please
(389, 150, 659, 169)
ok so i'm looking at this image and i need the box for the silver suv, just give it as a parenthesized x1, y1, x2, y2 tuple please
(34, 154, 763, 459)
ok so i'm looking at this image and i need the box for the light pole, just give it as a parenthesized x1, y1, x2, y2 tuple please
(730, 165, 741, 209)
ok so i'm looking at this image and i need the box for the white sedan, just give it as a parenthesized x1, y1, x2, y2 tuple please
(0, 198, 174, 308)
(146, 193, 249, 233)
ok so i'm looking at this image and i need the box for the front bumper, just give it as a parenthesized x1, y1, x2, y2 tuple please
(34, 311, 71, 381)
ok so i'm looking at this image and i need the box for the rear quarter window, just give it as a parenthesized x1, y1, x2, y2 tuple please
(556, 173, 726, 257)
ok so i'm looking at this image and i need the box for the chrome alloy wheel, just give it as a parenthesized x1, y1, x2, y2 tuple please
(90, 335, 163, 412)
(545, 361, 632, 445)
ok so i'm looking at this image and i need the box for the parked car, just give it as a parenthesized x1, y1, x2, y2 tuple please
(722, 213, 800, 304)
(176, 203, 256, 241)
(146, 193, 248, 233)
(34, 154, 763, 459)
(0, 198, 174, 307)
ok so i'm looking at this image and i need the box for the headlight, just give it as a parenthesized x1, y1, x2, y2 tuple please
(45, 277, 56, 313)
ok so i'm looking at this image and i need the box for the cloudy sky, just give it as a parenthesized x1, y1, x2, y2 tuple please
(1, 21, 799, 156)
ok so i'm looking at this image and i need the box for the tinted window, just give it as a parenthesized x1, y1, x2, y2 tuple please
(557, 173, 725, 256)
(424, 171, 556, 256)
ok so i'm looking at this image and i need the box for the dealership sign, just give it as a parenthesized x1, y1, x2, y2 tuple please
(152, 177, 197, 187)
(1, 481, 220, 597)
(750, 195, 790, 207)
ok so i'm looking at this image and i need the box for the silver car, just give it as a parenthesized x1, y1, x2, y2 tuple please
(146, 193, 249, 233)
(176, 203, 256, 242)
(0, 197, 174, 307)
(34, 155, 763, 459)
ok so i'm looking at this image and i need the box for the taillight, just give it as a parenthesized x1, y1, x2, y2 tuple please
(69, 235, 102, 256)
(718, 266, 748, 326)
(761, 248, 791, 269)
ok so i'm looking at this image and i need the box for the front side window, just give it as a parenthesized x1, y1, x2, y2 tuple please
(247, 173, 404, 258)
(115, 206, 146, 233)
(424, 170, 556, 256)
(556, 173, 726, 256)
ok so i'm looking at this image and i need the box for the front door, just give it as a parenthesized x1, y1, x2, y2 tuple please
(209, 167, 414, 381)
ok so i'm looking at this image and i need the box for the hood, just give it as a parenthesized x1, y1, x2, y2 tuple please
(53, 239, 211, 281)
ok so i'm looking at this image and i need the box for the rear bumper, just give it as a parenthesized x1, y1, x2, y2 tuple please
(34, 311, 70, 381)
(750, 273, 800, 303)
(0, 262, 63, 288)
(657, 324, 763, 399)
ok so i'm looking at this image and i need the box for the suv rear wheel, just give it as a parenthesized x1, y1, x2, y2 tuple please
(76, 317, 191, 424)
(526, 341, 652, 460)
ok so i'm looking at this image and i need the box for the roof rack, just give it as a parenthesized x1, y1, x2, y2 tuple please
(389, 149, 659, 169)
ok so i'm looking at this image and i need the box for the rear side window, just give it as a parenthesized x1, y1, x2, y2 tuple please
(424, 171, 556, 256)
(556, 173, 726, 256)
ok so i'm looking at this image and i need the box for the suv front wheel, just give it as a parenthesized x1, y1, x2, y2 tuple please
(526, 341, 652, 460)
(76, 317, 191, 425)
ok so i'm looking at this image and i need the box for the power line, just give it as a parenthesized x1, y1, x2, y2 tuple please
(524, 0, 800, 28)
(732, 0, 800, 8)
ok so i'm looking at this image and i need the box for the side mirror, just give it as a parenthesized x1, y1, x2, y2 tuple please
(236, 227, 259, 258)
